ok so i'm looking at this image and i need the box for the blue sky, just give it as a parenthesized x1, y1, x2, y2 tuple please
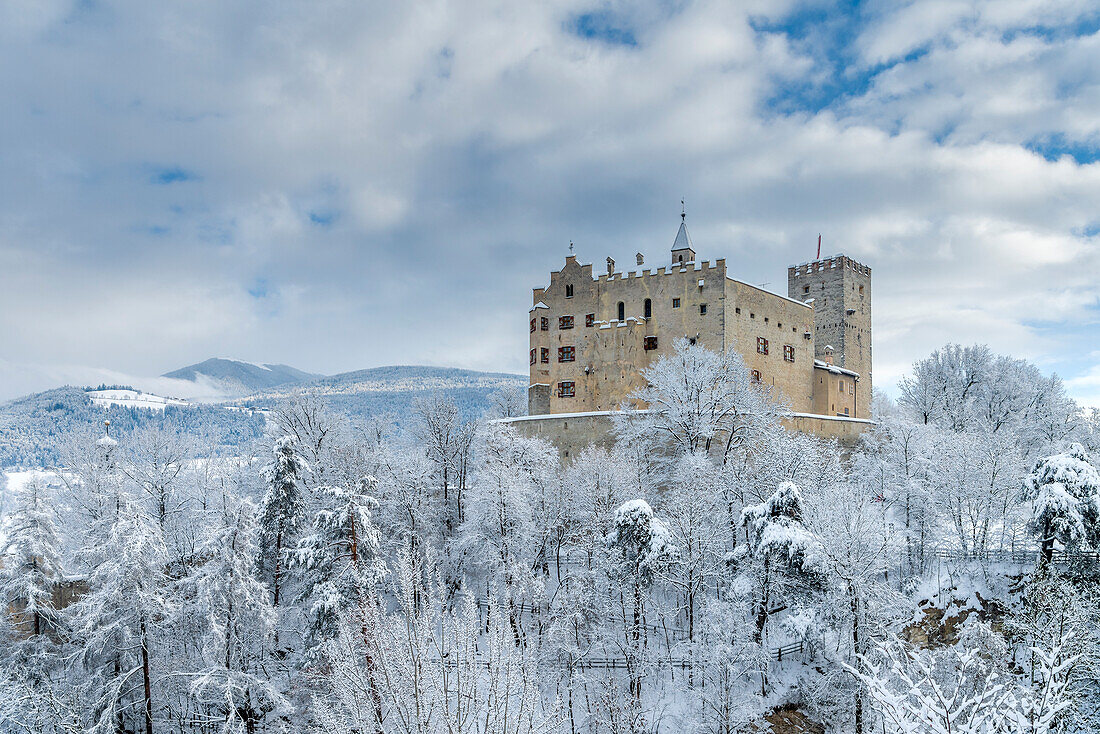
(0, 0, 1098, 407)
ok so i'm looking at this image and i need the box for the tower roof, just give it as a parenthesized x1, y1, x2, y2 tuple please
(672, 221, 693, 252)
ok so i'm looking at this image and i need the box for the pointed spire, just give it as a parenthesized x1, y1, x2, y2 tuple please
(672, 220, 693, 252)
(671, 203, 696, 266)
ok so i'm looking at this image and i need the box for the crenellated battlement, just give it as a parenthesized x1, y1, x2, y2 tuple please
(789, 254, 870, 277)
(593, 258, 725, 284)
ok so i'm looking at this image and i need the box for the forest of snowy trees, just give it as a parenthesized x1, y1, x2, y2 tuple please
(2, 340, 1099, 734)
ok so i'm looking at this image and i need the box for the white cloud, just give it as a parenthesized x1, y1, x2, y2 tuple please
(0, 0, 1097, 408)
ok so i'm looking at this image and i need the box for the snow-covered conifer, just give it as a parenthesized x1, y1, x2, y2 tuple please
(0, 475, 64, 642)
(294, 477, 383, 646)
(183, 498, 289, 733)
(69, 492, 169, 734)
(256, 436, 308, 612)
(1023, 443, 1100, 567)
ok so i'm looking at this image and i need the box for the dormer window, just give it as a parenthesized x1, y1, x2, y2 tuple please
(565, 284, 574, 298)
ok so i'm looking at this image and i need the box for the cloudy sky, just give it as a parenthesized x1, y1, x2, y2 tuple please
(1, 0, 1098, 406)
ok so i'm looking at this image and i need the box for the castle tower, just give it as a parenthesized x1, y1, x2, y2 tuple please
(671, 219, 695, 266)
(788, 254, 872, 418)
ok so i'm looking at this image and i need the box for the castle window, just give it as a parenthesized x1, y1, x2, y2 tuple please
(540, 348, 549, 364)
(844, 407, 850, 416)
(672, 298, 681, 308)
(530, 318, 536, 333)
(764, 317, 769, 324)
(644, 336, 658, 351)
(735, 307, 741, 314)
(617, 302, 625, 321)
(777, 322, 782, 328)
(859, 285, 864, 295)
(783, 345, 794, 362)
(558, 381, 575, 398)
(849, 382, 854, 395)
(757, 337, 769, 355)
(565, 284, 574, 298)
(559, 315, 574, 330)
(530, 349, 536, 365)
(839, 379, 844, 392)
(751, 369, 761, 383)
(700, 304, 707, 315)
(541, 317, 549, 331)
(678, 255, 684, 264)
(585, 313, 595, 327)
(803, 285, 810, 294)
(750, 312, 755, 319)
(644, 298, 652, 318)
(558, 346, 575, 363)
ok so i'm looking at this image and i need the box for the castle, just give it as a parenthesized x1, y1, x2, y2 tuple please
(511, 217, 873, 454)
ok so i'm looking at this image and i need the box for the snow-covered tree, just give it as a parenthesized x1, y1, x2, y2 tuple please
(740, 481, 822, 645)
(69, 492, 169, 734)
(294, 477, 383, 647)
(606, 498, 677, 708)
(853, 629, 1078, 734)
(616, 338, 783, 467)
(316, 557, 562, 734)
(486, 383, 527, 420)
(1023, 443, 1100, 567)
(0, 475, 64, 641)
(460, 423, 558, 642)
(182, 498, 289, 733)
(256, 436, 309, 614)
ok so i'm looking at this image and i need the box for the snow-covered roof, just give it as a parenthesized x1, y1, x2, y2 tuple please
(529, 301, 549, 311)
(672, 221, 693, 251)
(786, 411, 874, 424)
(813, 359, 860, 378)
(727, 278, 813, 309)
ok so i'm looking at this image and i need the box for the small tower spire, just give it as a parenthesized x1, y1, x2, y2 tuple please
(671, 202, 695, 266)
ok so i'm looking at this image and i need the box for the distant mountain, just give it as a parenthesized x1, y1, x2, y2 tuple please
(164, 358, 321, 394)
(238, 365, 526, 424)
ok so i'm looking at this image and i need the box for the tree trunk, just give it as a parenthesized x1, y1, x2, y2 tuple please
(849, 586, 863, 734)
(141, 619, 154, 734)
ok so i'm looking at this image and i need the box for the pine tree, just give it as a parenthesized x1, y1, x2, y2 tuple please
(0, 475, 64, 642)
(294, 477, 383, 647)
(70, 491, 168, 734)
(256, 437, 308, 615)
(1023, 443, 1100, 568)
(183, 498, 289, 733)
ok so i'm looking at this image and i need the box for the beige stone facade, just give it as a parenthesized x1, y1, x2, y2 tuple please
(527, 220, 873, 431)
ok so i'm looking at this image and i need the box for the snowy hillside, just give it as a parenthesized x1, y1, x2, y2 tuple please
(163, 357, 320, 394)
(237, 365, 527, 424)
(87, 388, 190, 411)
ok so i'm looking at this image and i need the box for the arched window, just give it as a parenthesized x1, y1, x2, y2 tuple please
(678, 255, 684, 264)
(617, 302, 625, 321)
(644, 298, 652, 318)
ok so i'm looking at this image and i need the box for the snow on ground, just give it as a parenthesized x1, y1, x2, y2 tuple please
(87, 388, 190, 411)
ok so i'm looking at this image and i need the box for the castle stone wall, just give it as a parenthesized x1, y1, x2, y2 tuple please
(503, 410, 871, 463)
